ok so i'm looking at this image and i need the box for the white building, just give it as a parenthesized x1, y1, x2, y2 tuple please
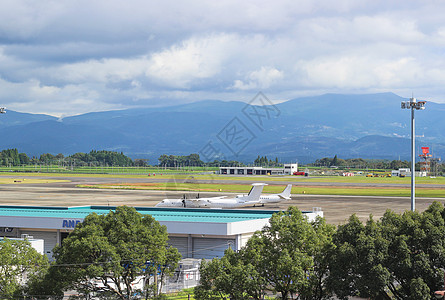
(0, 205, 322, 260)
(219, 163, 298, 176)
(392, 168, 411, 177)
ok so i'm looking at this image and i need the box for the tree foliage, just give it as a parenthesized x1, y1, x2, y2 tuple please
(197, 203, 445, 300)
(253, 155, 282, 167)
(195, 247, 264, 300)
(68, 150, 134, 166)
(158, 153, 204, 167)
(328, 202, 445, 299)
(205, 159, 245, 167)
(0, 238, 48, 298)
(196, 207, 335, 300)
(37, 206, 180, 299)
(312, 156, 411, 170)
(0, 148, 29, 166)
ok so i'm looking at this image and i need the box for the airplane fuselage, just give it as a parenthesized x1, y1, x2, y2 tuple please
(155, 183, 271, 209)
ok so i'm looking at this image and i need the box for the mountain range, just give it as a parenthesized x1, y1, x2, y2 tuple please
(0, 92, 443, 164)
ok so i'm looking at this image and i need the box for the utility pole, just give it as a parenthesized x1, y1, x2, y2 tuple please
(401, 97, 426, 211)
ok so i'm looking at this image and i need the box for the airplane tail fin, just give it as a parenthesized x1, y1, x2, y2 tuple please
(245, 183, 267, 201)
(278, 184, 292, 199)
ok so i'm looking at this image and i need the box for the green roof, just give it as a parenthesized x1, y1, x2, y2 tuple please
(0, 205, 280, 223)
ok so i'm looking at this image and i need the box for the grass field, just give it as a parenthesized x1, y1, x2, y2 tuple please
(78, 181, 445, 198)
(1, 167, 444, 185)
(0, 165, 218, 175)
(0, 178, 69, 184)
(1, 170, 444, 185)
(164, 289, 195, 299)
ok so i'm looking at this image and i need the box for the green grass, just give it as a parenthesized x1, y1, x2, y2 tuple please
(163, 288, 195, 299)
(160, 288, 275, 299)
(296, 187, 445, 198)
(1, 166, 443, 186)
(136, 173, 445, 185)
(0, 165, 218, 175)
(0, 178, 69, 184)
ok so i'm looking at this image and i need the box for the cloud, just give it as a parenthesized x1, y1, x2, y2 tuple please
(1, 0, 445, 116)
(232, 67, 284, 90)
(145, 35, 232, 88)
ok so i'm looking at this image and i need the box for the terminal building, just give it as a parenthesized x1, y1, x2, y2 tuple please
(219, 163, 298, 176)
(0, 205, 322, 260)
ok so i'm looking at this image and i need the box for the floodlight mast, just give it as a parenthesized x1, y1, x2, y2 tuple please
(401, 97, 426, 212)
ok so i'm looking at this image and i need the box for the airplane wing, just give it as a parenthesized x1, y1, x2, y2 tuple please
(278, 195, 291, 200)
(186, 196, 227, 202)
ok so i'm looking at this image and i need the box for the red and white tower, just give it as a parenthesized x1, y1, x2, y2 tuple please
(419, 147, 432, 176)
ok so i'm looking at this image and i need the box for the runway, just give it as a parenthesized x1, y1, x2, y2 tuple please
(0, 174, 443, 224)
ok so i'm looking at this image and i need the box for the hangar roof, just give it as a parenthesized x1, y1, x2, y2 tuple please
(0, 205, 278, 223)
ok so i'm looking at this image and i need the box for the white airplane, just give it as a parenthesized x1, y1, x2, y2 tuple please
(155, 183, 267, 208)
(258, 184, 292, 205)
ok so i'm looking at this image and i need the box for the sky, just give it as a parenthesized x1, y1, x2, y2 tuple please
(0, 0, 445, 117)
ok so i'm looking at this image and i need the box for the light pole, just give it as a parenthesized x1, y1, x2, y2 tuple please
(401, 97, 426, 211)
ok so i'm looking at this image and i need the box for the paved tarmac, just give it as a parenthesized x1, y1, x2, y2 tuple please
(0, 174, 443, 224)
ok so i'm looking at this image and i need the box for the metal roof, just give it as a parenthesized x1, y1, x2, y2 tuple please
(0, 205, 279, 223)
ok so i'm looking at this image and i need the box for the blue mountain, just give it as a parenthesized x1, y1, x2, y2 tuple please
(0, 92, 443, 163)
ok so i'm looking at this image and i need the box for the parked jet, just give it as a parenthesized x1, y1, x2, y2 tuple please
(155, 183, 267, 208)
(258, 184, 292, 205)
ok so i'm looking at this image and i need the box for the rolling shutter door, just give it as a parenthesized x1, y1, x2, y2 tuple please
(192, 238, 235, 259)
(21, 231, 58, 260)
(168, 237, 188, 259)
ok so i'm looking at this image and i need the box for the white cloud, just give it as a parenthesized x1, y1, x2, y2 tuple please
(53, 57, 149, 84)
(232, 67, 284, 90)
(145, 35, 232, 88)
(1, 0, 445, 116)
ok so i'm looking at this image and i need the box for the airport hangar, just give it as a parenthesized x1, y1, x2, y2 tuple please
(219, 163, 298, 176)
(0, 205, 323, 260)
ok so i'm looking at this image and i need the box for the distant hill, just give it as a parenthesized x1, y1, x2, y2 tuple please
(0, 92, 443, 163)
(0, 110, 57, 128)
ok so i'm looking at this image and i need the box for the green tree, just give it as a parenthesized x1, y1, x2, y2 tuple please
(134, 158, 149, 167)
(43, 206, 181, 299)
(18, 152, 30, 164)
(327, 214, 392, 299)
(195, 248, 265, 300)
(244, 207, 334, 299)
(39, 153, 56, 164)
(314, 157, 333, 167)
(329, 202, 445, 299)
(0, 238, 48, 298)
(0, 148, 20, 166)
(197, 207, 335, 300)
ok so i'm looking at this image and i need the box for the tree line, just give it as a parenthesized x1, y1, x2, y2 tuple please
(0, 149, 145, 167)
(157, 154, 249, 168)
(1, 149, 443, 173)
(313, 155, 412, 170)
(254, 155, 282, 167)
(196, 203, 445, 300)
